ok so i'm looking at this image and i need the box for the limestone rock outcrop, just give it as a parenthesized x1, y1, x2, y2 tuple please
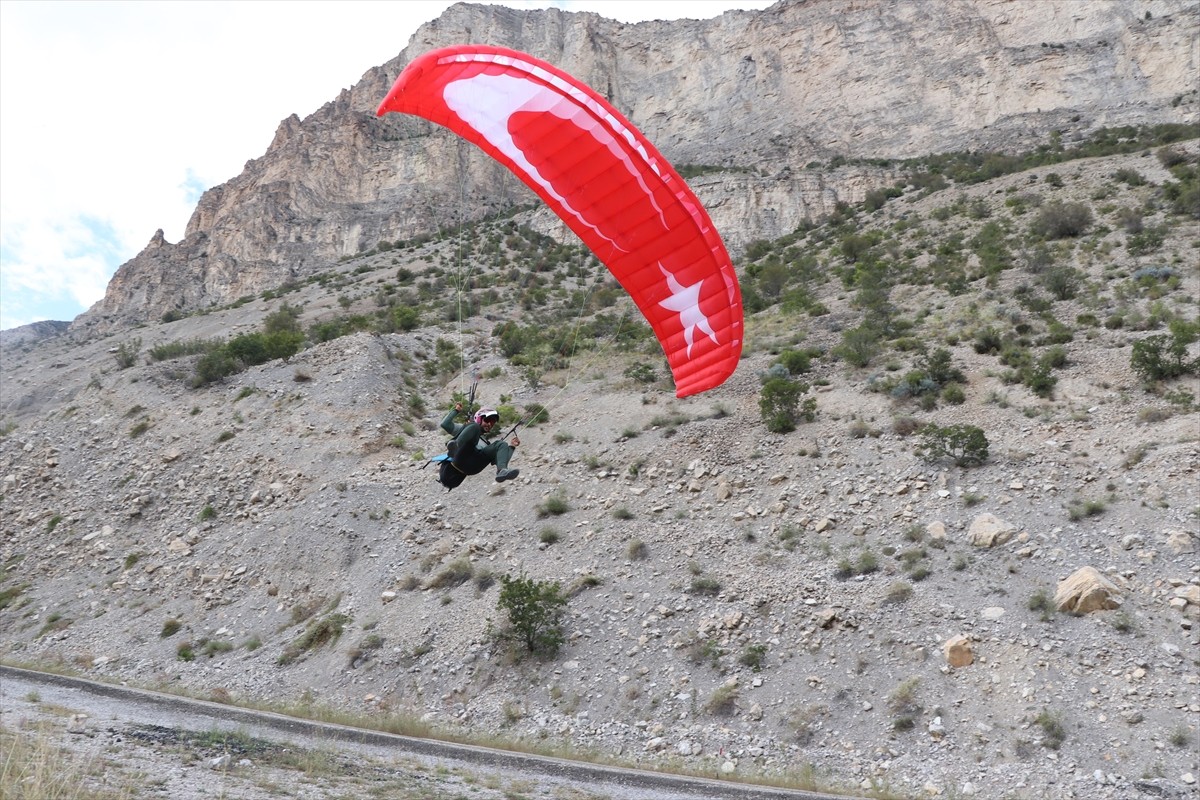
(968, 513, 1018, 547)
(1054, 566, 1123, 614)
(70, 0, 1199, 336)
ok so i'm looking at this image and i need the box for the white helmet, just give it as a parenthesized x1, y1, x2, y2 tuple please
(474, 407, 499, 424)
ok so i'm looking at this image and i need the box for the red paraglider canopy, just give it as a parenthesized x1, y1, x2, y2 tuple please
(377, 45, 742, 398)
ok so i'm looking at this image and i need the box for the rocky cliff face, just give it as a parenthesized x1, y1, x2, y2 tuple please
(71, 0, 1199, 336)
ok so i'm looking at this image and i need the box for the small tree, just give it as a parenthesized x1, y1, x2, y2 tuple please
(496, 574, 567, 657)
(1130, 321, 1200, 383)
(834, 323, 882, 368)
(918, 348, 965, 387)
(391, 306, 420, 332)
(1042, 266, 1083, 301)
(263, 303, 302, 334)
(113, 337, 142, 370)
(760, 377, 815, 433)
(919, 423, 989, 467)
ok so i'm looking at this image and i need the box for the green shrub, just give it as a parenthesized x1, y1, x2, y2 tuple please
(885, 581, 913, 604)
(390, 306, 421, 331)
(1169, 727, 1193, 749)
(1157, 146, 1188, 168)
(536, 492, 571, 518)
(1130, 321, 1200, 382)
(193, 349, 241, 386)
(278, 613, 350, 665)
(1022, 360, 1058, 398)
(263, 303, 302, 334)
(1028, 590, 1055, 620)
(919, 423, 989, 467)
(834, 324, 882, 367)
(1068, 498, 1107, 521)
(523, 403, 550, 426)
(0, 583, 28, 611)
(888, 676, 922, 731)
(1112, 167, 1146, 186)
(739, 644, 768, 672)
(1127, 224, 1166, 256)
(892, 415, 923, 437)
(941, 384, 966, 404)
(426, 558, 474, 589)
(1042, 266, 1083, 300)
(495, 574, 567, 656)
(835, 549, 880, 579)
(1035, 709, 1067, 749)
(759, 377, 815, 433)
(192, 329, 304, 387)
(919, 348, 965, 386)
(1042, 321, 1075, 345)
(623, 362, 658, 384)
(113, 337, 142, 369)
(973, 326, 1003, 354)
(202, 639, 234, 658)
(706, 683, 740, 716)
(1031, 201, 1093, 239)
(774, 349, 812, 375)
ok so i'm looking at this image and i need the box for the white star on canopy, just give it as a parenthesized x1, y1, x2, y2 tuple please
(658, 264, 718, 357)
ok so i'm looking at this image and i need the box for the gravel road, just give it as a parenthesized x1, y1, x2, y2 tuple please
(0, 665, 851, 800)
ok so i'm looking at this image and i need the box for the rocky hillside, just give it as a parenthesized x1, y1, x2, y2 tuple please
(2, 125, 1198, 798)
(66, 0, 1199, 336)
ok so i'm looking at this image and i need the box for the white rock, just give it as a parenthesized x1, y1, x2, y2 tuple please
(1165, 530, 1195, 555)
(968, 513, 1017, 547)
(928, 716, 945, 740)
(1054, 566, 1122, 614)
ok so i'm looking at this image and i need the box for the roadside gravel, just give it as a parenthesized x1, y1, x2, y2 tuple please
(0, 665, 840, 800)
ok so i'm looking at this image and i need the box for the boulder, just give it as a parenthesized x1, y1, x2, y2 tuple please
(1165, 530, 1196, 555)
(1054, 566, 1122, 614)
(968, 513, 1017, 547)
(942, 634, 974, 667)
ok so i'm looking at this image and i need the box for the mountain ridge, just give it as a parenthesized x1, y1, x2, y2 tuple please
(66, 0, 1199, 337)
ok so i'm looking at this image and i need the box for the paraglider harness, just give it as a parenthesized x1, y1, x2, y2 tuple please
(435, 457, 468, 491)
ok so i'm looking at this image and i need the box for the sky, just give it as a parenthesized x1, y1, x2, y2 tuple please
(0, 0, 774, 332)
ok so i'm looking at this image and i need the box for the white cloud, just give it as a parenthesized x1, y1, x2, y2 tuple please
(0, 0, 771, 330)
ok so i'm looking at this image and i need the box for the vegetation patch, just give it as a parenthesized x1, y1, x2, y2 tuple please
(278, 613, 351, 666)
